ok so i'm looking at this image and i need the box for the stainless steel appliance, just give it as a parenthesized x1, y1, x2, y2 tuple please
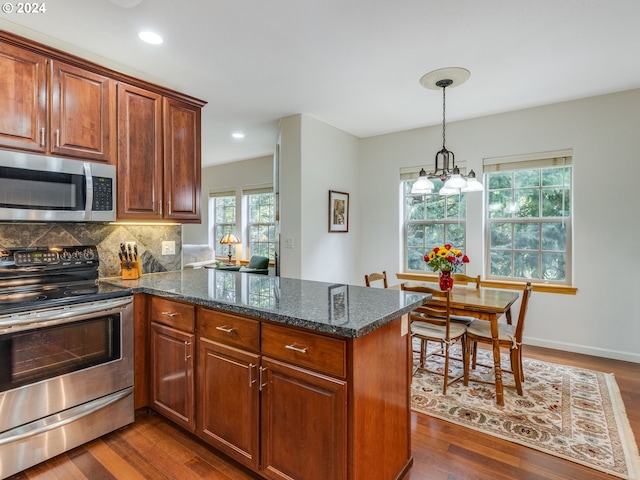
(0, 245, 133, 479)
(0, 151, 116, 222)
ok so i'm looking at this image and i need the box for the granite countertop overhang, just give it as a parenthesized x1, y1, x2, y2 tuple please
(100, 269, 429, 338)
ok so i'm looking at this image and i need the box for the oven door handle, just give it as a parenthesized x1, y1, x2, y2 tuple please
(0, 387, 132, 446)
(0, 296, 132, 333)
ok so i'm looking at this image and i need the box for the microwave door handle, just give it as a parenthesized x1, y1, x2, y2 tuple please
(84, 163, 93, 221)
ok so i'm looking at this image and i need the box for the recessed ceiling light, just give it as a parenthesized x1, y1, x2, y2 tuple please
(232, 132, 245, 139)
(138, 31, 163, 45)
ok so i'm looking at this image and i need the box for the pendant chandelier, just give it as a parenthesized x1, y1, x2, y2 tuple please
(411, 67, 483, 195)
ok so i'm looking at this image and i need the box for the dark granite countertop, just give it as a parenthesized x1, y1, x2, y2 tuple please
(100, 269, 428, 338)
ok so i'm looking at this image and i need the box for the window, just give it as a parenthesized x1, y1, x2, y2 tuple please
(210, 190, 236, 258)
(403, 178, 466, 272)
(484, 152, 572, 284)
(245, 188, 276, 260)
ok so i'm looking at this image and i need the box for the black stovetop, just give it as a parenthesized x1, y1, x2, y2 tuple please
(0, 245, 105, 314)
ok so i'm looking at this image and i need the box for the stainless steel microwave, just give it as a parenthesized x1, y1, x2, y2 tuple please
(0, 151, 116, 222)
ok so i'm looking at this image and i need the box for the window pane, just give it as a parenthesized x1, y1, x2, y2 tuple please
(514, 223, 539, 250)
(488, 172, 512, 189)
(490, 250, 512, 276)
(515, 188, 539, 217)
(515, 170, 539, 188)
(542, 252, 566, 281)
(488, 190, 512, 218)
(490, 223, 512, 249)
(514, 251, 539, 278)
(541, 223, 567, 251)
(542, 187, 570, 217)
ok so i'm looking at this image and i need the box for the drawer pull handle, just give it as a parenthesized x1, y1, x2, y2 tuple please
(285, 344, 308, 354)
(40, 127, 45, 146)
(216, 325, 235, 333)
(161, 311, 178, 317)
(55, 129, 60, 148)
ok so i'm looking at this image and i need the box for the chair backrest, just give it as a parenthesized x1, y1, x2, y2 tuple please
(364, 271, 388, 288)
(400, 283, 451, 330)
(247, 255, 270, 269)
(452, 273, 481, 289)
(514, 282, 533, 342)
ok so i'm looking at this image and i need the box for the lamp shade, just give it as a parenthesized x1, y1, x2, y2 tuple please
(220, 233, 240, 245)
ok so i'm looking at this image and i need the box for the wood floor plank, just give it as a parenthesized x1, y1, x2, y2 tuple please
(86, 438, 150, 480)
(10, 345, 639, 480)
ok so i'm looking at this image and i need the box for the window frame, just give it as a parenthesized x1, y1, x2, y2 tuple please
(402, 177, 467, 273)
(244, 190, 276, 261)
(210, 190, 237, 259)
(483, 151, 573, 285)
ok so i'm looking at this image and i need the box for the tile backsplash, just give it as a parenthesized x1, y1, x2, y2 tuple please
(0, 223, 182, 277)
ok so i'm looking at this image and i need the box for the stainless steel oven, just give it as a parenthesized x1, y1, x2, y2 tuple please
(0, 246, 134, 479)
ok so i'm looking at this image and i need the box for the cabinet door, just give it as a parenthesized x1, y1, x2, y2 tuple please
(117, 83, 163, 220)
(163, 97, 201, 222)
(260, 357, 347, 480)
(150, 321, 195, 431)
(0, 42, 47, 152)
(50, 61, 115, 163)
(197, 339, 260, 470)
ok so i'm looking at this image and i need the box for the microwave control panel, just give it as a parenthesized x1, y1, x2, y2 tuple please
(92, 176, 113, 211)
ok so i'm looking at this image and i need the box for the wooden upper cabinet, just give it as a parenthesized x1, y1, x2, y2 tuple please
(163, 97, 201, 222)
(0, 42, 47, 152)
(117, 83, 163, 220)
(50, 61, 116, 163)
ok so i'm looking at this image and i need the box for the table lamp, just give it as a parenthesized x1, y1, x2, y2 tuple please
(219, 233, 240, 264)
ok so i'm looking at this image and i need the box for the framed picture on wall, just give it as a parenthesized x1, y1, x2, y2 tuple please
(328, 190, 349, 232)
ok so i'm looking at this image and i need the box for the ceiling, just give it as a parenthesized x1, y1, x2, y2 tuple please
(3, 0, 640, 167)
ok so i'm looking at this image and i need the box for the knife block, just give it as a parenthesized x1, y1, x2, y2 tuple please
(120, 260, 142, 279)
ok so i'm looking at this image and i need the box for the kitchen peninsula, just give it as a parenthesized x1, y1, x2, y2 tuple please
(102, 269, 427, 480)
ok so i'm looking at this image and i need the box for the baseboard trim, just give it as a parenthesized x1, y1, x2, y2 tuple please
(524, 336, 640, 364)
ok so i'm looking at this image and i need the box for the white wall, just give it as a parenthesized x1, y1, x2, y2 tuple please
(359, 89, 640, 362)
(279, 114, 361, 284)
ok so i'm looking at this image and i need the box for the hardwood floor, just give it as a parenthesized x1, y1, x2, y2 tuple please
(10, 345, 639, 480)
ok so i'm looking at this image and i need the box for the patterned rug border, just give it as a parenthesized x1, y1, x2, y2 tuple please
(410, 351, 640, 479)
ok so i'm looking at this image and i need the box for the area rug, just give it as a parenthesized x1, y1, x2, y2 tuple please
(410, 344, 640, 479)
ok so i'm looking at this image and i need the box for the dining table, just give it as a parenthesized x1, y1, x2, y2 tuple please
(400, 281, 520, 406)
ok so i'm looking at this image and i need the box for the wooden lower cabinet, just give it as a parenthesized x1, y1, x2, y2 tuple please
(260, 357, 347, 480)
(147, 301, 411, 480)
(197, 339, 260, 470)
(150, 322, 195, 431)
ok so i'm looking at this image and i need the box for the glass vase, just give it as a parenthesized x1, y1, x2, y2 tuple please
(439, 270, 454, 290)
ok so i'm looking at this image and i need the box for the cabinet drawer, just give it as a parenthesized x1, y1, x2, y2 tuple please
(198, 308, 260, 352)
(261, 323, 346, 378)
(151, 297, 195, 332)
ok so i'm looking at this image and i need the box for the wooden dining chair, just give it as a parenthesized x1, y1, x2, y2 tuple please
(453, 273, 481, 289)
(401, 283, 467, 394)
(364, 271, 388, 288)
(463, 282, 533, 396)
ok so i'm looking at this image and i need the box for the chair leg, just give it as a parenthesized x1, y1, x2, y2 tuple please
(471, 341, 478, 369)
(519, 347, 525, 382)
(442, 342, 450, 395)
(420, 339, 426, 368)
(463, 337, 471, 386)
(511, 349, 523, 396)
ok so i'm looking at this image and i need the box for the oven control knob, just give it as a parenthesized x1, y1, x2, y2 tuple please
(84, 249, 95, 260)
(60, 251, 72, 261)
